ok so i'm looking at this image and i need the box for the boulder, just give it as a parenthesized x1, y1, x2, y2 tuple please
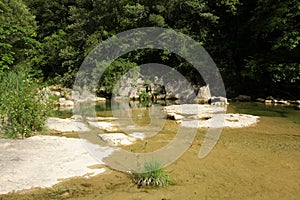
(70, 115, 83, 121)
(51, 91, 61, 97)
(72, 90, 106, 103)
(93, 97, 106, 102)
(164, 80, 195, 100)
(236, 95, 251, 102)
(256, 98, 265, 103)
(166, 113, 184, 120)
(266, 96, 274, 100)
(113, 70, 197, 101)
(209, 96, 228, 105)
(195, 85, 211, 104)
(265, 99, 272, 104)
(278, 100, 289, 105)
(48, 84, 62, 91)
(289, 100, 300, 105)
(58, 98, 74, 107)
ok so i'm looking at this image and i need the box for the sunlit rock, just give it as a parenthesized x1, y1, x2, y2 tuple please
(164, 104, 259, 128)
(88, 121, 120, 132)
(236, 95, 251, 102)
(98, 133, 136, 146)
(58, 98, 74, 107)
(46, 117, 89, 132)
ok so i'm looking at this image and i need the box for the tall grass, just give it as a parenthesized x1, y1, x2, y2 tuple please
(0, 70, 52, 138)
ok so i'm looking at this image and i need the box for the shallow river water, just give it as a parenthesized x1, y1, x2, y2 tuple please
(2, 102, 300, 200)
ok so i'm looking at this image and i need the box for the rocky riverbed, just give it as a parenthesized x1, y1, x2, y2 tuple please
(0, 102, 299, 199)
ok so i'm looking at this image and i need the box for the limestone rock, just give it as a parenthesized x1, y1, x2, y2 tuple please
(265, 99, 272, 104)
(86, 116, 118, 121)
(195, 85, 211, 104)
(180, 114, 259, 128)
(256, 98, 265, 102)
(236, 95, 251, 102)
(164, 104, 226, 116)
(289, 100, 300, 105)
(0, 136, 110, 194)
(210, 96, 228, 105)
(278, 100, 289, 105)
(98, 133, 136, 146)
(46, 117, 89, 132)
(72, 90, 106, 103)
(88, 121, 120, 132)
(164, 104, 259, 128)
(266, 96, 274, 100)
(58, 98, 74, 107)
(166, 113, 184, 120)
(52, 91, 61, 97)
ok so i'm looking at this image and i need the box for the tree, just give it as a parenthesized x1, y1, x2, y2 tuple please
(241, 0, 300, 98)
(0, 0, 38, 74)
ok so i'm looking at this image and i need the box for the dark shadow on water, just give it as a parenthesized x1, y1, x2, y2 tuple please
(230, 102, 291, 118)
(229, 102, 300, 125)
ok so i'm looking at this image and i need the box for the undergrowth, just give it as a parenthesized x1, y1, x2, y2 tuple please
(0, 70, 53, 138)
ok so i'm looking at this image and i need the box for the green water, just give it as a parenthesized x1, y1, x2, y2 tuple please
(228, 102, 300, 125)
(55, 101, 300, 125)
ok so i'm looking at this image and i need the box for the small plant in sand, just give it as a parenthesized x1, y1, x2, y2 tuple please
(133, 160, 174, 187)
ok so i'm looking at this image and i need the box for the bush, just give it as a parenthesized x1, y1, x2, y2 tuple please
(0, 70, 53, 138)
(139, 90, 150, 100)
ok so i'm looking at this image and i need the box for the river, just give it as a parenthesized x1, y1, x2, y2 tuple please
(2, 101, 300, 199)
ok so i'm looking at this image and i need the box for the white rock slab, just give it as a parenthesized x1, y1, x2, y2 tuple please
(164, 104, 259, 128)
(46, 117, 90, 132)
(88, 121, 120, 132)
(98, 133, 137, 146)
(164, 104, 226, 116)
(0, 136, 113, 194)
(86, 116, 118, 121)
(129, 132, 145, 139)
(180, 114, 259, 128)
(167, 113, 185, 120)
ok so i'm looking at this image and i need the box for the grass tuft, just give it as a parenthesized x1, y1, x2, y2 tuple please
(133, 160, 174, 187)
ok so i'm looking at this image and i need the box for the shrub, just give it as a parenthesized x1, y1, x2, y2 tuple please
(139, 90, 150, 100)
(133, 160, 174, 187)
(0, 70, 53, 138)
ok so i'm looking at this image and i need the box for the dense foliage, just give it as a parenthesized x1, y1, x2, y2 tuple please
(1, 0, 300, 99)
(0, 0, 38, 74)
(0, 0, 52, 138)
(0, 70, 53, 138)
